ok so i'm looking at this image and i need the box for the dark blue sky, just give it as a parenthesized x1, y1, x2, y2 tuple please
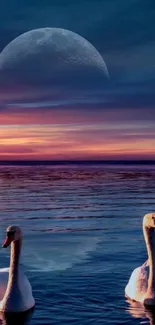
(0, 0, 154, 108)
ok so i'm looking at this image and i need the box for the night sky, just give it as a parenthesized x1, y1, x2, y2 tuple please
(0, 0, 155, 160)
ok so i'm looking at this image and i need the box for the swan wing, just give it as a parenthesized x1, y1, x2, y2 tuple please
(125, 262, 149, 303)
(0, 267, 35, 311)
(19, 270, 35, 310)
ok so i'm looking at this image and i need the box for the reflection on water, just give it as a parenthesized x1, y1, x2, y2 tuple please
(0, 164, 155, 324)
(126, 299, 155, 325)
(0, 308, 34, 325)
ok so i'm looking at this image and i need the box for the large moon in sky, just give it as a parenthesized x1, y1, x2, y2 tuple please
(0, 28, 109, 89)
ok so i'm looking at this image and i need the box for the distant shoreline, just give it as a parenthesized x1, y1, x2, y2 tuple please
(0, 160, 155, 166)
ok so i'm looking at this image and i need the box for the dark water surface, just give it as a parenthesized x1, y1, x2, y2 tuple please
(0, 164, 155, 324)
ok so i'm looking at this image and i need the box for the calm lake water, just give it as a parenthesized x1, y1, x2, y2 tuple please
(0, 163, 155, 325)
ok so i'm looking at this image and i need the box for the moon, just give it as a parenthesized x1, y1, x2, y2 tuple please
(0, 28, 109, 89)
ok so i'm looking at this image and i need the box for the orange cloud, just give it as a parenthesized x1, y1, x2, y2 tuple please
(0, 120, 155, 160)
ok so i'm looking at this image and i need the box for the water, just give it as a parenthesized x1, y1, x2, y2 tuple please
(0, 163, 155, 324)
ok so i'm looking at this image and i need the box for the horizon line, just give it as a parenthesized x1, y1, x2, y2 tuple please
(0, 159, 155, 165)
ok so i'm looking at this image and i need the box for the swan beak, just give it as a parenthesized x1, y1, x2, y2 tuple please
(2, 237, 12, 248)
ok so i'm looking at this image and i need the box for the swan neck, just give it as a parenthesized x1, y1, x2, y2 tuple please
(1, 239, 23, 311)
(7, 239, 22, 289)
(10, 239, 21, 275)
(143, 225, 155, 290)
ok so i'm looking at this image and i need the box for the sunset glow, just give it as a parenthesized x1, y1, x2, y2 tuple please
(0, 106, 155, 160)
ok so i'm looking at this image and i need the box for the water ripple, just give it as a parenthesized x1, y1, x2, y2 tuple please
(0, 164, 155, 325)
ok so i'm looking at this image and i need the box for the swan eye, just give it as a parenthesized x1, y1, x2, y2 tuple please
(6, 231, 15, 238)
(152, 215, 155, 226)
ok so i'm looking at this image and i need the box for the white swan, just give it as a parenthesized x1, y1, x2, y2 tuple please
(125, 213, 155, 306)
(0, 225, 35, 312)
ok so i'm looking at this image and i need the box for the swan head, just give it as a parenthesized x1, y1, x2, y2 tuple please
(2, 226, 22, 248)
(143, 213, 155, 229)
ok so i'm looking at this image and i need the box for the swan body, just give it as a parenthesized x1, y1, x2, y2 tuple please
(0, 226, 35, 312)
(125, 260, 149, 303)
(125, 213, 155, 306)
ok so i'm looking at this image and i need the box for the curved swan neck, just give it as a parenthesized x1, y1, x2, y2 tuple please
(1, 238, 22, 311)
(143, 224, 155, 290)
(9, 239, 22, 281)
(5, 239, 22, 294)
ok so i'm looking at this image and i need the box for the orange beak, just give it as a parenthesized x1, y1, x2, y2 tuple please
(2, 235, 14, 248)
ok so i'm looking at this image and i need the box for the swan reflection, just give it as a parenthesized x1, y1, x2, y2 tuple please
(126, 298, 155, 325)
(0, 307, 34, 325)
